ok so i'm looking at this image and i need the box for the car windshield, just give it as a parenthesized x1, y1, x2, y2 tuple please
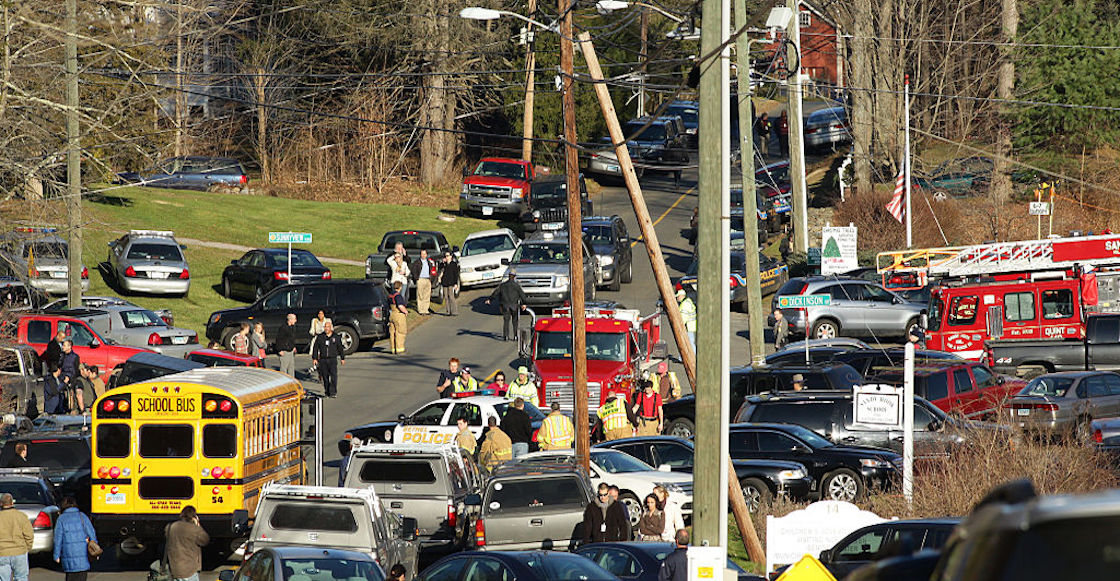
(1021, 377, 1075, 397)
(624, 122, 667, 142)
(512, 243, 568, 264)
(126, 243, 182, 262)
(23, 242, 67, 259)
(272, 251, 323, 268)
(532, 182, 569, 206)
(496, 402, 546, 421)
(582, 225, 614, 245)
(590, 450, 655, 473)
(518, 553, 616, 581)
(535, 331, 626, 361)
(666, 107, 698, 123)
(0, 482, 49, 505)
(462, 235, 516, 257)
(783, 424, 834, 448)
(282, 558, 384, 581)
(119, 309, 166, 328)
(473, 161, 525, 180)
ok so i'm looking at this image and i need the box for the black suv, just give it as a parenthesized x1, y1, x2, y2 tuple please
(0, 431, 91, 509)
(728, 423, 900, 502)
(623, 117, 688, 166)
(205, 280, 388, 356)
(765, 347, 960, 375)
(582, 216, 633, 292)
(662, 362, 863, 438)
(520, 174, 591, 233)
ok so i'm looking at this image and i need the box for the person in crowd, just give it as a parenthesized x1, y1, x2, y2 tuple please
(501, 398, 533, 459)
(0, 493, 32, 581)
(773, 309, 789, 351)
(250, 321, 267, 361)
(390, 252, 411, 304)
(308, 310, 331, 374)
(506, 367, 538, 406)
(598, 393, 632, 441)
(478, 416, 512, 472)
(452, 367, 479, 394)
(754, 112, 771, 157)
(276, 313, 298, 376)
(908, 325, 927, 349)
(387, 281, 408, 355)
(455, 417, 477, 455)
(581, 483, 630, 544)
(436, 358, 462, 398)
(653, 485, 684, 542)
(439, 251, 461, 316)
(654, 361, 681, 401)
(537, 401, 574, 450)
(791, 373, 806, 391)
(79, 365, 104, 410)
(776, 110, 790, 155)
(44, 364, 65, 415)
(52, 496, 97, 581)
(165, 506, 210, 581)
(487, 274, 529, 342)
(632, 380, 663, 436)
(638, 494, 665, 541)
(676, 290, 696, 355)
(658, 529, 689, 581)
(388, 564, 406, 581)
(232, 322, 250, 355)
(58, 340, 81, 410)
(411, 249, 437, 315)
(312, 321, 345, 398)
(4, 444, 28, 469)
(41, 331, 65, 373)
(485, 371, 509, 396)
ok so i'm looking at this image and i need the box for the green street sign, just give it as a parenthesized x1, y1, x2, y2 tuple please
(777, 294, 831, 308)
(269, 232, 313, 244)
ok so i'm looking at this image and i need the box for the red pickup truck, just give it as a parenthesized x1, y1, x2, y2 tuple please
(15, 313, 152, 382)
(867, 360, 1025, 420)
(459, 158, 536, 217)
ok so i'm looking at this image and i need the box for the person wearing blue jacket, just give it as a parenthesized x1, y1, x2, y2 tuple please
(53, 497, 97, 581)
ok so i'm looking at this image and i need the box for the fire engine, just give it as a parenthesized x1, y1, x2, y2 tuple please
(876, 233, 1120, 359)
(530, 304, 667, 411)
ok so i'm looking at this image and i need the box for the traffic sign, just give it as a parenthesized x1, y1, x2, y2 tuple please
(269, 232, 313, 244)
(1028, 201, 1051, 216)
(777, 294, 831, 308)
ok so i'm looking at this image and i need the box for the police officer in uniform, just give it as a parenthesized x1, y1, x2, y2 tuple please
(312, 320, 346, 397)
(506, 366, 538, 407)
(538, 401, 575, 450)
(598, 393, 632, 441)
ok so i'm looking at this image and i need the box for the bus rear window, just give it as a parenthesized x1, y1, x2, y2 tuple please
(202, 425, 236, 458)
(138, 476, 193, 499)
(96, 424, 130, 458)
(269, 502, 359, 533)
(358, 460, 436, 483)
(139, 425, 193, 458)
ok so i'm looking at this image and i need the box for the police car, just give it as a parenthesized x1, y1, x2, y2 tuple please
(338, 396, 547, 454)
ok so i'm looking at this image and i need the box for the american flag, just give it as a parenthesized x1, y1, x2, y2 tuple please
(885, 166, 906, 223)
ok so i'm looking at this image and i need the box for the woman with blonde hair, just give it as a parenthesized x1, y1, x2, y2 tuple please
(653, 485, 685, 542)
(249, 321, 267, 361)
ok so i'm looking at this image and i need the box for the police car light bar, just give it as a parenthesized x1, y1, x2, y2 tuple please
(15, 226, 58, 234)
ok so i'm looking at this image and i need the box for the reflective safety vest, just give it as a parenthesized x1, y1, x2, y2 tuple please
(539, 412, 575, 447)
(679, 297, 697, 332)
(597, 398, 629, 431)
(506, 379, 539, 406)
(453, 376, 479, 393)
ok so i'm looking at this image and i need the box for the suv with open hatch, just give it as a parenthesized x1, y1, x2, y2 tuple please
(468, 463, 594, 551)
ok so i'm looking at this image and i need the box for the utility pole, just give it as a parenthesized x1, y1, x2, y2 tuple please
(559, 0, 590, 472)
(786, 0, 809, 252)
(734, 6, 765, 365)
(521, 0, 538, 161)
(578, 32, 695, 388)
(65, 0, 81, 309)
(637, 7, 648, 116)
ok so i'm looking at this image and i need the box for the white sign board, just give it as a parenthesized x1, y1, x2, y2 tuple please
(687, 546, 728, 581)
(1029, 201, 1051, 216)
(853, 384, 903, 427)
(766, 501, 888, 574)
(821, 226, 858, 275)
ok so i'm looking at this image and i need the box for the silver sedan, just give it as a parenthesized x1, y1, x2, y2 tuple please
(87, 305, 198, 358)
(0, 469, 61, 555)
(107, 231, 191, 296)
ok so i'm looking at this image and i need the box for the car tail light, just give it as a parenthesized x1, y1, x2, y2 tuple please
(1094, 429, 1104, 444)
(32, 511, 50, 529)
(322, 271, 331, 280)
(240, 175, 249, 185)
(447, 499, 457, 528)
(474, 518, 486, 547)
(147, 333, 164, 346)
(81, 266, 88, 279)
(1006, 402, 1059, 412)
(372, 306, 383, 319)
(179, 269, 190, 279)
(273, 271, 289, 281)
(806, 127, 819, 134)
(124, 266, 137, 278)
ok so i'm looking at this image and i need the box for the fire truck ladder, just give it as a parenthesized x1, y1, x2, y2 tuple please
(876, 233, 1120, 279)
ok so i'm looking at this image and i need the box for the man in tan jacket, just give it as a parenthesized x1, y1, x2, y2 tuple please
(478, 416, 512, 473)
(455, 417, 477, 455)
(0, 493, 32, 581)
(166, 506, 210, 581)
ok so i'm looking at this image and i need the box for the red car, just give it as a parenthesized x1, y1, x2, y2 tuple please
(867, 360, 1025, 420)
(185, 348, 263, 368)
(15, 313, 151, 382)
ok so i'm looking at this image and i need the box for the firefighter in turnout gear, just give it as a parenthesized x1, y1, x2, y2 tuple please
(598, 393, 632, 441)
(506, 366, 538, 406)
(537, 401, 575, 450)
(478, 416, 512, 472)
(455, 416, 477, 455)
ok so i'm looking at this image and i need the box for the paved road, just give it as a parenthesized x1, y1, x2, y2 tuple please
(34, 162, 785, 579)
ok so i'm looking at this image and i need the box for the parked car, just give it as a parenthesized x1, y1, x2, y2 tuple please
(419, 550, 620, 581)
(44, 296, 173, 326)
(986, 313, 1120, 378)
(0, 467, 61, 555)
(0, 416, 32, 448)
(727, 423, 901, 501)
(773, 276, 927, 340)
(780, 338, 872, 352)
(0, 431, 91, 510)
(0, 227, 89, 295)
(1090, 416, 1120, 465)
(1004, 371, 1120, 439)
(15, 312, 151, 383)
(801, 518, 959, 580)
(846, 550, 944, 581)
(755, 160, 793, 228)
(80, 305, 197, 358)
(677, 250, 788, 313)
(520, 174, 592, 233)
(106, 351, 205, 389)
(341, 443, 484, 551)
(114, 156, 249, 192)
(219, 547, 386, 581)
(205, 279, 390, 356)
(505, 232, 600, 309)
(245, 484, 420, 577)
(365, 230, 457, 297)
(459, 158, 536, 217)
(661, 363, 864, 438)
(510, 449, 694, 527)
(221, 248, 331, 301)
(0, 345, 42, 415)
(467, 464, 594, 551)
(30, 414, 90, 433)
(185, 348, 264, 367)
(803, 106, 851, 150)
(665, 100, 700, 145)
(764, 347, 960, 375)
(622, 117, 689, 167)
(0, 281, 49, 312)
(106, 230, 190, 296)
(578, 542, 759, 581)
(594, 436, 813, 511)
(929, 480, 1120, 580)
(868, 360, 1024, 420)
(585, 147, 644, 182)
(458, 229, 519, 288)
(583, 216, 633, 292)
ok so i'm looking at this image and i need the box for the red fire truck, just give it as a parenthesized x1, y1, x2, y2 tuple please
(529, 305, 667, 411)
(877, 234, 1120, 360)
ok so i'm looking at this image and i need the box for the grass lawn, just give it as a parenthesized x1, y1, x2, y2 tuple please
(78, 186, 495, 333)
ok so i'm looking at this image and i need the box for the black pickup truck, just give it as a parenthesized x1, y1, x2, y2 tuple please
(987, 313, 1120, 377)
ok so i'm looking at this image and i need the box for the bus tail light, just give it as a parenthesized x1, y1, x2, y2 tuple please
(225, 467, 234, 478)
(117, 401, 129, 412)
(102, 400, 115, 412)
(474, 518, 486, 546)
(447, 499, 457, 528)
(212, 467, 224, 478)
(109, 467, 121, 478)
(32, 512, 50, 529)
(220, 400, 232, 412)
(97, 467, 109, 478)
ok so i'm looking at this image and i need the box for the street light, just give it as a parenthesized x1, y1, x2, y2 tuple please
(459, 7, 559, 32)
(595, 0, 684, 23)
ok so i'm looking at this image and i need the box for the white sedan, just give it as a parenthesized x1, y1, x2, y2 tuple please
(511, 448, 693, 528)
(457, 228, 518, 288)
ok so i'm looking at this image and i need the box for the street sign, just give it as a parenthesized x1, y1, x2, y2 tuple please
(269, 232, 313, 244)
(777, 294, 831, 309)
(853, 384, 902, 427)
(1029, 201, 1051, 216)
(806, 247, 821, 266)
(821, 226, 858, 275)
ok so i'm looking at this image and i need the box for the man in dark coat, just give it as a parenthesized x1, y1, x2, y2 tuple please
(582, 483, 631, 544)
(486, 274, 529, 342)
(658, 529, 689, 581)
(439, 252, 461, 316)
(41, 331, 65, 373)
(311, 321, 345, 397)
(275, 313, 298, 376)
(499, 397, 533, 458)
(43, 365, 65, 415)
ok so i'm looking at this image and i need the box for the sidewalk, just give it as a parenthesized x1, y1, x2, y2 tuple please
(175, 236, 365, 266)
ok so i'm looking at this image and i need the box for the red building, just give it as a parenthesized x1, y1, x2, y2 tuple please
(764, 1, 844, 88)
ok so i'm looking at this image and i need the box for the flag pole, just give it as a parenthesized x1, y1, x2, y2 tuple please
(904, 74, 912, 248)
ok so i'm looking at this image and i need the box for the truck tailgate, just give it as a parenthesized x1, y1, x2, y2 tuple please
(379, 494, 452, 539)
(481, 476, 587, 551)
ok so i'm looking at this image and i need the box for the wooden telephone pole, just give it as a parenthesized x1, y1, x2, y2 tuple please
(522, 0, 538, 161)
(65, 0, 82, 309)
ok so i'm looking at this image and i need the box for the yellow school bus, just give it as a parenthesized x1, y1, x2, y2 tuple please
(90, 367, 304, 549)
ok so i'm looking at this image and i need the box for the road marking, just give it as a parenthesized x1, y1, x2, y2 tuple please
(631, 186, 695, 248)
(482, 369, 498, 383)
